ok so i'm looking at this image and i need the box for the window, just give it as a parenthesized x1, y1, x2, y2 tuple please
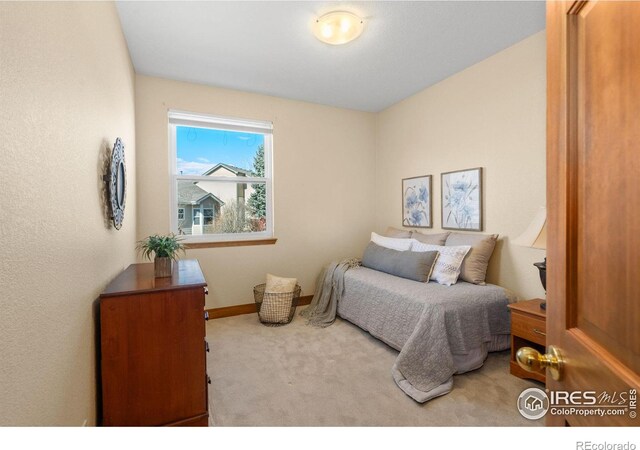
(169, 111, 273, 243)
(203, 208, 214, 225)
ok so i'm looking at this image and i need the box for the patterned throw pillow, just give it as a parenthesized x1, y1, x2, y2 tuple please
(371, 232, 414, 251)
(411, 241, 471, 286)
(260, 274, 297, 323)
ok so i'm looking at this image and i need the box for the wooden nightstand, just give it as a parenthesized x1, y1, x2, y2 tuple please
(507, 298, 546, 383)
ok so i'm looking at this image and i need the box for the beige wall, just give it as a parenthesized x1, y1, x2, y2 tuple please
(135, 75, 376, 308)
(375, 31, 547, 300)
(0, 2, 136, 425)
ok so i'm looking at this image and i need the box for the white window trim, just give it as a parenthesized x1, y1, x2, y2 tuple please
(169, 110, 274, 243)
(193, 207, 202, 226)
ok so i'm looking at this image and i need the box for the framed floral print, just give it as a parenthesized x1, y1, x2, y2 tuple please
(441, 167, 483, 231)
(402, 175, 432, 228)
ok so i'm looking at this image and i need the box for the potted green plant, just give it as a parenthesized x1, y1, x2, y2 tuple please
(136, 233, 185, 278)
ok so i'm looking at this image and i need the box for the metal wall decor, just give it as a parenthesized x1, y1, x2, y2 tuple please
(104, 137, 127, 230)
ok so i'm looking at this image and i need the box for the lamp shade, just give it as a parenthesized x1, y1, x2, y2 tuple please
(512, 207, 546, 250)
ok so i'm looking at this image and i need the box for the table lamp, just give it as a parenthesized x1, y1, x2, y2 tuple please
(512, 206, 547, 310)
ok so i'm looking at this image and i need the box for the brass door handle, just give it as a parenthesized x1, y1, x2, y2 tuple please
(516, 345, 565, 381)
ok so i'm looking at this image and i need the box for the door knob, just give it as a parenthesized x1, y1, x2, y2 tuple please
(516, 345, 565, 381)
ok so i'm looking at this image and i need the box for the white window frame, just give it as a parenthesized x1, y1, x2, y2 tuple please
(169, 110, 274, 243)
(193, 208, 202, 226)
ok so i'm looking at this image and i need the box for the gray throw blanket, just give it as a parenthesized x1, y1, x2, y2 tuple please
(299, 258, 361, 327)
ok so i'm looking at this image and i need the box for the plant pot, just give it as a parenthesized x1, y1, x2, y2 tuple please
(154, 257, 173, 278)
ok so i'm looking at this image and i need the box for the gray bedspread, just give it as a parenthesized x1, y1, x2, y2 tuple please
(337, 266, 516, 403)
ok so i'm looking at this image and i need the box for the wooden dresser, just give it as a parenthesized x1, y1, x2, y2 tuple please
(507, 298, 547, 384)
(99, 259, 209, 426)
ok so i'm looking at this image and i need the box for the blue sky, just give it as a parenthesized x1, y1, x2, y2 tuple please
(176, 126, 264, 175)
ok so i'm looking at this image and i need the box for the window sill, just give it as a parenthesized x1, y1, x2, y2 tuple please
(184, 238, 277, 249)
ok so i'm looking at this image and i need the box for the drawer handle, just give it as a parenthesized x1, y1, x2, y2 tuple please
(207, 375, 211, 385)
(204, 311, 209, 321)
(204, 287, 209, 295)
(533, 328, 546, 337)
(205, 341, 210, 353)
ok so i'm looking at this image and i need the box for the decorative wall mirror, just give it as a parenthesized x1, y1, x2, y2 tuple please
(104, 137, 127, 230)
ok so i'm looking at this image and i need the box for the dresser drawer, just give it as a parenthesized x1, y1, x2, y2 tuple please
(511, 312, 546, 346)
(100, 260, 209, 426)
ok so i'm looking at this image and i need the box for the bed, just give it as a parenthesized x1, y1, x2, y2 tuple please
(336, 266, 516, 403)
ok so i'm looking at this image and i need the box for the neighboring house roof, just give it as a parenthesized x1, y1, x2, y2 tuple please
(202, 163, 254, 177)
(177, 181, 224, 205)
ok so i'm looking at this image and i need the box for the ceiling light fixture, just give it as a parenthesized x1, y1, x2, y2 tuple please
(313, 11, 364, 45)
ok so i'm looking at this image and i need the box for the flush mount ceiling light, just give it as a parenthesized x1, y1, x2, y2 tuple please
(313, 11, 364, 45)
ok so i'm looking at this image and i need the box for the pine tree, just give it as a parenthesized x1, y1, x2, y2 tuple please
(247, 145, 266, 219)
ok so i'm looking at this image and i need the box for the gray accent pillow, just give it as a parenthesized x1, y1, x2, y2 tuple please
(411, 231, 450, 246)
(445, 232, 498, 285)
(362, 242, 438, 282)
(384, 226, 412, 239)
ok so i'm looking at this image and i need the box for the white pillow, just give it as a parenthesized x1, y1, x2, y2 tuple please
(371, 232, 414, 251)
(411, 242, 471, 286)
(265, 273, 297, 293)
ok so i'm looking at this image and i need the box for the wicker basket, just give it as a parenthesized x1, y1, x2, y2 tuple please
(253, 283, 301, 326)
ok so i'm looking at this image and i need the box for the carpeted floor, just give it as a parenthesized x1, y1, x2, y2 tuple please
(206, 310, 544, 426)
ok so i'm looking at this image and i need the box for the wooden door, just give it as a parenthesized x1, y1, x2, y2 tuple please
(547, 0, 640, 426)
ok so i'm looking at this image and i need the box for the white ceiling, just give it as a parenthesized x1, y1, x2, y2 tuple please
(116, 1, 545, 112)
